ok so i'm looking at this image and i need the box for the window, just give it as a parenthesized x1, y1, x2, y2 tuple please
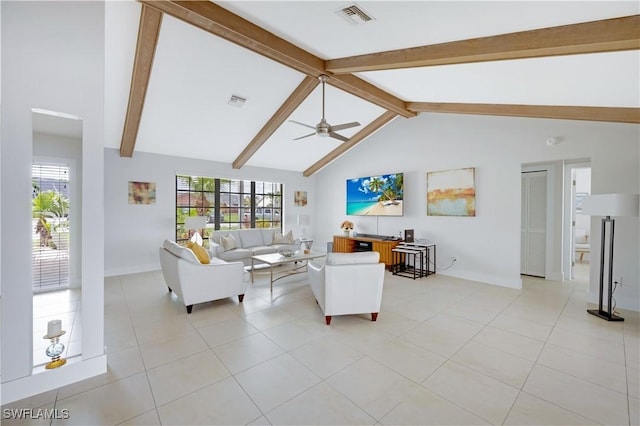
(32, 163, 70, 292)
(176, 175, 282, 246)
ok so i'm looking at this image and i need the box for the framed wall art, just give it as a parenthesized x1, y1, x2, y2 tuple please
(128, 181, 156, 205)
(294, 190, 308, 206)
(427, 167, 475, 216)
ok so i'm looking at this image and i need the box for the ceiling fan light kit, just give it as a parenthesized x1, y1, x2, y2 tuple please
(290, 74, 361, 142)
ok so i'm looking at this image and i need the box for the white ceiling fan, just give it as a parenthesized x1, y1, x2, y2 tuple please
(289, 75, 361, 142)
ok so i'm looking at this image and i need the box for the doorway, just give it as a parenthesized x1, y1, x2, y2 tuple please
(32, 108, 83, 367)
(566, 163, 591, 282)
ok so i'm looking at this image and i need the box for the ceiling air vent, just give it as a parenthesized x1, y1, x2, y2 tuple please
(336, 4, 374, 25)
(227, 95, 247, 108)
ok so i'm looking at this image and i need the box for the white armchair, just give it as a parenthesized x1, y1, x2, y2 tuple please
(307, 251, 385, 325)
(159, 240, 247, 314)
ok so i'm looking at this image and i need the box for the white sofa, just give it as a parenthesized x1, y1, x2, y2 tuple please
(159, 240, 246, 314)
(208, 228, 300, 266)
(307, 251, 385, 325)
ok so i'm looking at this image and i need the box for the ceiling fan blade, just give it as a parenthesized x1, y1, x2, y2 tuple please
(288, 120, 316, 130)
(294, 132, 316, 141)
(328, 132, 349, 142)
(330, 121, 361, 132)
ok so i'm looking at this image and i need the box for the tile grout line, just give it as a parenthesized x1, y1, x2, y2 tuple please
(502, 279, 576, 424)
(500, 279, 630, 425)
(20, 270, 636, 425)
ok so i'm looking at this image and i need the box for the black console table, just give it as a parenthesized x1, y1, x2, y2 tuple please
(391, 242, 436, 279)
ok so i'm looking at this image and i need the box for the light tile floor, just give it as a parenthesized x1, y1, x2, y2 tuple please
(5, 262, 639, 425)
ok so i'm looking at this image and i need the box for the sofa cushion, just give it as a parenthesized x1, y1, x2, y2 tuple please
(273, 230, 294, 244)
(163, 240, 199, 264)
(187, 241, 210, 264)
(239, 229, 264, 248)
(252, 246, 276, 256)
(220, 234, 238, 251)
(326, 251, 380, 265)
(218, 248, 252, 263)
(261, 229, 276, 245)
(210, 230, 239, 245)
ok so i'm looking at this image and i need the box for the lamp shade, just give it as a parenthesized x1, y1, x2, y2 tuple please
(581, 194, 639, 217)
(184, 216, 207, 230)
(297, 214, 311, 226)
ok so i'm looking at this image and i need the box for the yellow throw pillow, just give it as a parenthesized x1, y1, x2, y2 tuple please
(187, 241, 210, 264)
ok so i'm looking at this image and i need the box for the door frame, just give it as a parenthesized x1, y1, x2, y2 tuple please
(563, 160, 591, 281)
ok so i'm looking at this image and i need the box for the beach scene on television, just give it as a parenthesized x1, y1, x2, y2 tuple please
(346, 173, 404, 216)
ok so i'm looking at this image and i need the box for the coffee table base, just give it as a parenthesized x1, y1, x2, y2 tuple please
(251, 252, 326, 293)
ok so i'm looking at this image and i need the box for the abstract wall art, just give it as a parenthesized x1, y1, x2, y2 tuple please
(427, 167, 475, 216)
(128, 181, 156, 205)
(294, 190, 308, 206)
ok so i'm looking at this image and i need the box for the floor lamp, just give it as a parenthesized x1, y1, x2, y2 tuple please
(581, 193, 639, 321)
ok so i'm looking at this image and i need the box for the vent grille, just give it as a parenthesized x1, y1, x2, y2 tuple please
(227, 95, 247, 108)
(336, 4, 374, 25)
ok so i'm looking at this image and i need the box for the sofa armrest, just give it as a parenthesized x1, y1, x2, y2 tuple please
(307, 261, 326, 310)
(208, 241, 223, 258)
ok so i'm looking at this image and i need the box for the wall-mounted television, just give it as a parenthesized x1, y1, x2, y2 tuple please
(346, 173, 404, 216)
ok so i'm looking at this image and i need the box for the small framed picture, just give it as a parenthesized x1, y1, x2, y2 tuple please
(128, 181, 156, 204)
(294, 190, 307, 206)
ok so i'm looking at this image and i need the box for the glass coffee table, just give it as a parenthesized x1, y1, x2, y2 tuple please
(251, 251, 326, 293)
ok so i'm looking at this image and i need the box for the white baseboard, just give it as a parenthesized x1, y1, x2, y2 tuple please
(439, 269, 523, 289)
(104, 262, 159, 277)
(546, 272, 563, 282)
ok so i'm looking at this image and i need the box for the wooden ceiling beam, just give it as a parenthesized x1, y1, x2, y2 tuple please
(326, 15, 640, 73)
(328, 74, 413, 118)
(233, 76, 319, 169)
(304, 111, 398, 177)
(406, 102, 640, 124)
(139, 0, 323, 77)
(139, 0, 414, 118)
(120, 5, 163, 157)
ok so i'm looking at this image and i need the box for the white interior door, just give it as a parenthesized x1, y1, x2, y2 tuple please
(521, 171, 547, 277)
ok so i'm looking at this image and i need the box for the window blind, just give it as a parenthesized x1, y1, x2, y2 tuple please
(32, 163, 70, 292)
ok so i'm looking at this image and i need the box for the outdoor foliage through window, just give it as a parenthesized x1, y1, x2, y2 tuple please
(32, 163, 70, 292)
(176, 175, 282, 246)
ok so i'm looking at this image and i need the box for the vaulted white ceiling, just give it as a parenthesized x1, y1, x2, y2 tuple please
(103, 1, 640, 174)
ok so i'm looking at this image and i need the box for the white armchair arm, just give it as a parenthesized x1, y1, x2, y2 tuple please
(308, 260, 326, 312)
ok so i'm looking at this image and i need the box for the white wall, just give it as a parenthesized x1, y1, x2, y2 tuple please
(589, 134, 640, 311)
(315, 113, 639, 310)
(104, 148, 316, 276)
(1, 1, 106, 403)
